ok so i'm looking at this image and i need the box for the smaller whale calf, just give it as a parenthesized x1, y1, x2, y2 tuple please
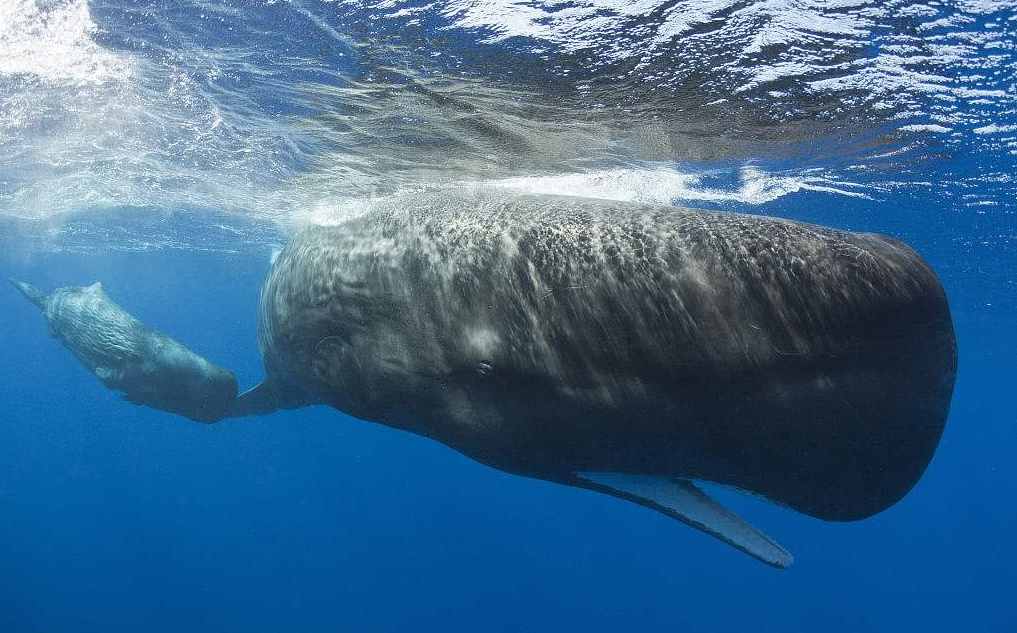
(10, 279, 237, 423)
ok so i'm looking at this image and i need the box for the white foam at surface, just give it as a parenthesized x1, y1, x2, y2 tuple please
(974, 124, 1017, 135)
(482, 166, 871, 206)
(0, 0, 132, 84)
(437, 0, 877, 65)
(900, 124, 953, 133)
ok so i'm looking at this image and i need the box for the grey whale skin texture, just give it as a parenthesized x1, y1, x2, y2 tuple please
(10, 280, 237, 423)
(254, 189, 956, 523)
(12, 188, 957, 567)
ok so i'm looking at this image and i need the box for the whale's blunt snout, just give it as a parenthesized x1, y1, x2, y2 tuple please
(9, 279, 46, 310)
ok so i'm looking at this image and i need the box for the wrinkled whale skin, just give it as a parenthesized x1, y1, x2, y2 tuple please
(255, 188, 957, 522)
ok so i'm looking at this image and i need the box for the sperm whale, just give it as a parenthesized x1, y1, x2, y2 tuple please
(12, 188, 958, 567)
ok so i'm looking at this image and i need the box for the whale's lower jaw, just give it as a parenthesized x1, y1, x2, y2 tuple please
(367, 324, 956, 525)
(678, 347, 956, 523)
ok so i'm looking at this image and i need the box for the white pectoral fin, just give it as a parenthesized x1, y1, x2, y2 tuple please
(574, 472, 793, 569)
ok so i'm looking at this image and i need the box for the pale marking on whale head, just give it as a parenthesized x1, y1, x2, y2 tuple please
(465, 327, 501, 360)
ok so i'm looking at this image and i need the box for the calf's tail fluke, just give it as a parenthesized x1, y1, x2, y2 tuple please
(9, 279, 46, 310)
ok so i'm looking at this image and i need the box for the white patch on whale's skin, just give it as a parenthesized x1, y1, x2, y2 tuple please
(465, 327, 501, 360)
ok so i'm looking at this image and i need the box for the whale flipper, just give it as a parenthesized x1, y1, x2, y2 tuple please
(574, 472, 793, 568)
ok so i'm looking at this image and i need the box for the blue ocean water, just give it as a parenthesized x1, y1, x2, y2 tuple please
(1, 0, 1015, 630)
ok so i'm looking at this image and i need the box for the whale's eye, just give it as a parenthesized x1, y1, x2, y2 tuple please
(476, 361, 493, 376)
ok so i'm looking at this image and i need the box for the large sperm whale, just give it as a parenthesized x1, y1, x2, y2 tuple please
(11, 187, 958, 568)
